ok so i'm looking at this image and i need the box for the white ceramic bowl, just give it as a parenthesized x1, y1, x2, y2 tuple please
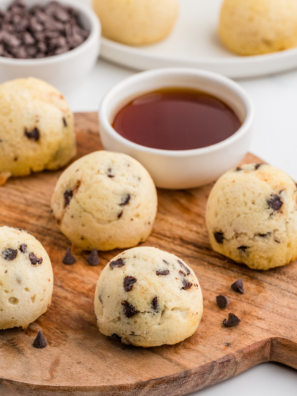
(0, 0, 101, 93)
(99, 68, 255, 190)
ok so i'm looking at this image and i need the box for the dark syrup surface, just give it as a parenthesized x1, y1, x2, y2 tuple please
(113, 88, 242, 151)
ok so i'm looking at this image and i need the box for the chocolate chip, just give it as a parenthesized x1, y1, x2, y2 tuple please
(33, 330, 47, 348)
(29, 252, 43, 265)
(182, 279, 193, 290)
(259, 233, 269, 237)
(120, 194, 131, 206)
(156, 270, 169, 276)
(19, 244, 27, 253)
(2, 248, 17, 261)
(223, 313, 241, 328)
(267, 195, 283, 211)
(62, 248, 76, 265)
(178, 260, 190, 275)
(235, 167, 242, 171)
(255, 163, 262, 170)
(62, 117, 67, 127)
(25, 127, 40, 141)
(118, 211, 123, 219)
(110, 258, 125, 269)
(64, 189, 73, 207)
(86, 249, 99, 266)
(231, 278, 245, 294)
(216, 295, 230, 309)
(214, 232, 224, 244)
(163, 260, 169, 265)
(122, 301, 138, 318)
(237, 246, 248, 252)
(179, 270, 186, 276)
(111, 334, 122, 344)
(124, 276, 137, 292)
(107, 168, 114, 178)
(152, 296, 158, 310)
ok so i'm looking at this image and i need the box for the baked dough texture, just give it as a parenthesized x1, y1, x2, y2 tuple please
(51, 151, 157, 251)
(94, 247, 203, 347)
(0, 77, 76, 186)
(206, 164, 297, 270)
(92, 0, 179, 45)
(0, 227, 53, 330)
(219, 0, 297, 55)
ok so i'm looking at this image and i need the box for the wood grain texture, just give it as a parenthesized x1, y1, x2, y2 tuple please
(0, 112, 296, 396)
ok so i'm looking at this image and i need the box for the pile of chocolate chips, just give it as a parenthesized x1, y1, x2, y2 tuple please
(0, 0, 89, 59)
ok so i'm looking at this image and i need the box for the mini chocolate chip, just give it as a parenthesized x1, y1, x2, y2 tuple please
(255, 163, 262, 170)
(182, 279, 193, 290)
(223, 313, 241, 328)
(118, 211, 123, 219)
(163, 260, 169, 265)
(275, 239, 280, 243)
(124, 276, 137, 292)
(111, 334, 122, 344)
(120, 194, 131, 206)
(29, 252, 43, 265)
(64, 190, 73, 207)
(178, 260, 190, 275)
(259, 233, 269, 237)
(122, 301, 138, 318)
(214, 232, 224, 244)
(2, 248, 17, 261)
(86, 249, 99, 266)
(156, 270, 169, 276)
(237, 246, 248, 252)
(216, 295, 230, 309)
(107, 168, 114, 178)
(25, 127, 40, 141)
(235, 167, 242, 171)
(19, 244, 27, 253)
(33, 330, 47, 348)
(62, 117, 67, 127)
(152, 296, 159, 311)
(231, 279, 245, 294)
(179, 270, 186, 276)
(110, 258, 125, 269)
(267, 195, 283, 211)
(62, 248, 76, 265)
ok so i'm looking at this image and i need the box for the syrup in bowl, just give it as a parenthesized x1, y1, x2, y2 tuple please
(112, 88, 242, 151)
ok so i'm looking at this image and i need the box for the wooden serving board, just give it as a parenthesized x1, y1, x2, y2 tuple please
(0, 113, 297, 396)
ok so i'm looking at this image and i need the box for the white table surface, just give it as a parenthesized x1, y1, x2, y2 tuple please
(64, 58, 297, 395)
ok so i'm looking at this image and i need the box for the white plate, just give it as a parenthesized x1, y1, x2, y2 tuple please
(100, 0, 297, 79)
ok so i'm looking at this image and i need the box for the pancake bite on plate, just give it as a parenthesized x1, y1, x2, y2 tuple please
(0, 78, 75, 186)
(92, 0, 179, 45)
(0, 227, 53, 330)
(51, 151, 157, 252)
(94, 247, 203, 347)
(219, 0, 297, 55)
(206, 164, 297, 270)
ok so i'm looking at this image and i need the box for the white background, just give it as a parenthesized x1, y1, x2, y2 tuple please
(32, 0, 297, 393)
(65, 57, 297, 395)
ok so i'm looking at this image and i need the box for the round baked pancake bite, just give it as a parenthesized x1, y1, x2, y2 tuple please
(92, 0, 179, 46)
(94, 247, 203, 347)
(219, 0, 297, 56)
(51, 151, 158, 252)
(0, 226, 53, 330)
(206, 163, 297, 270)
(0, 77, 75, 186)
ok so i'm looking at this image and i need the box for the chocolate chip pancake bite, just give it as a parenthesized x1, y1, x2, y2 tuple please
(51, 151, 157, 252)
(219, 0, 297, 56)
(92, 0, 179, 45)
(0, 77, 75, 186)
(94, 247, 203, 347)
(206, 164, 297, 270)
(0, 227, 53, 330)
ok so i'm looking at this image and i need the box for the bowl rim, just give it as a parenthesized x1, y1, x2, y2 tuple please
(0, 0, 101, 65)
(99, 67, 255, 158)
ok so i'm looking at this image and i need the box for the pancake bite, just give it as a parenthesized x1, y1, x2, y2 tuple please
(219, 0, 297, 56)
(92, 0, 179, 45)
(94, 247, 203, 347)
(0, 78, 75, 186)
(51, 151, 157, 252)
(0, 227, 53, 330)
(206, 164, 297, 270)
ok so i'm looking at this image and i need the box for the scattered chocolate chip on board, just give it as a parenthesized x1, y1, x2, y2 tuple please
(62, 248, 76, 265)
(231, 279, 245, 294)
(223, 313, 241, 328)
(33, 330, 48, 349)
(216, 295, 230, 309)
